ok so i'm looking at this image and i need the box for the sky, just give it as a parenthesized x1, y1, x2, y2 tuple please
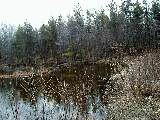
(0, 0, 151, 28)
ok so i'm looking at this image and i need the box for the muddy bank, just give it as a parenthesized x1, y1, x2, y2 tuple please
(0, 59, 124, 79)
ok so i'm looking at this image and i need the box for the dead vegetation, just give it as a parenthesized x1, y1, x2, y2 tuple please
(107, 50, 160, 119)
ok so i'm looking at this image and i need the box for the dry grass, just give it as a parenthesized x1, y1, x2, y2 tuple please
(107, 50, 160, 120)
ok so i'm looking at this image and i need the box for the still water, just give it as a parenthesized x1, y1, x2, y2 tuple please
(0, 62, 116, 120)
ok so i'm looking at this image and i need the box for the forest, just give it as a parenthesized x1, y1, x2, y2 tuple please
(0, 0, 159, 66)
(0, 0, 160, 119)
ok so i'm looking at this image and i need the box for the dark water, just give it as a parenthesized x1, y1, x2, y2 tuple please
(0, 62, 117, 120)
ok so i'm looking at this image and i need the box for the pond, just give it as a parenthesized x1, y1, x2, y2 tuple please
(0, 62, 118, 120)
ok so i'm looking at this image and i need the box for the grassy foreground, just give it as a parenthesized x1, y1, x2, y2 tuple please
(106, 50, 160, 119)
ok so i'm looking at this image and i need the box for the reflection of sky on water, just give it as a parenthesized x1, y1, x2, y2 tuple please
(0, 89, 107, 119)
(0, 63, 112, 119)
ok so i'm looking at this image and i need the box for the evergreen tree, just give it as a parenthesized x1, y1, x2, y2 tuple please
(151, 0, 160, 47)
(39, 17, 57, 60)
(132, 1, 144, 47)
(12, 22, 36, 65)
(48, 17, 58, 58)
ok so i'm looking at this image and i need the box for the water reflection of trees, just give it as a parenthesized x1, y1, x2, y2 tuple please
(8, 62, 115, 114)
